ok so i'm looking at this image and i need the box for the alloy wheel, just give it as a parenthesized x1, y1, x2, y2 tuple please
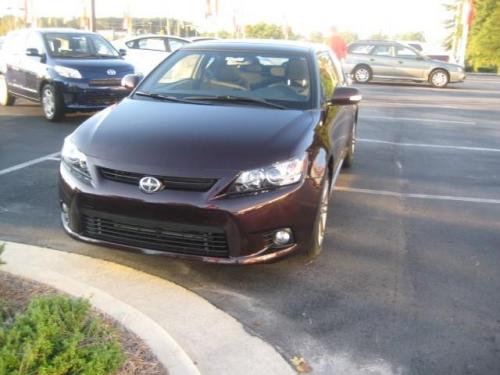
(316, 182, 329, 247)
(355, 68, 370, 83)
(42, 88, 55, 118)
(432, 71, 448, 87)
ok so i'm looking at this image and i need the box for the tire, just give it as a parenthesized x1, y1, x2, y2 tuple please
(306, 177, 330, 259)
(429, 69, 449, 88)
(41, 84, 65, 121)
(352, 65, 372, 84)
(343, 119, 357, 169)
(0, 74, 15, 106)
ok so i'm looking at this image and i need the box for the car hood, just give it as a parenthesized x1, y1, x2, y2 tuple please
(73, 98, 316, 176)
(51, 58, 134, 74)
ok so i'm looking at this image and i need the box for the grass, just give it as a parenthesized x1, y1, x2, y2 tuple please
(0, 294, 125, 375)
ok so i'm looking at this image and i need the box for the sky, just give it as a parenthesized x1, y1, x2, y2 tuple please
(1, 0, 451, 44)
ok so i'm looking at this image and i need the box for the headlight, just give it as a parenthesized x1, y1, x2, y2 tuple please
(54, 65, 82, 79)
(61, 138, 91, 181)
(230, 156, 307, 194)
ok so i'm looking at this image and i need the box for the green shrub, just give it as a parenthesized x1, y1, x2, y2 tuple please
(0, 295, 124, 375)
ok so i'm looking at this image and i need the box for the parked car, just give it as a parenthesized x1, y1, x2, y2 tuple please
(112, 35, 190, 75)
(0, 28, 135, 121)
(404, 41, 450, 62)
(59, 40, 361, 264)
(343, 40, 465, 88)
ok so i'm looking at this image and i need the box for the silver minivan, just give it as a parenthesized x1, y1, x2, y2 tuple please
(343, 40, 465, 88)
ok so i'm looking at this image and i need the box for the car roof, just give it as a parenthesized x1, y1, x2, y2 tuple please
(123, 34, 190, 42)
(27, 28, 96, 35)
(182, 39, 328, 54)
(350, 40, 400, 45)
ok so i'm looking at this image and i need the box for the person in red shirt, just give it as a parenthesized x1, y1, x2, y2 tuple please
(329, 27, 347, 61)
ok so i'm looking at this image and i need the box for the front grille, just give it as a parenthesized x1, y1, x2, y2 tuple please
(83, 92, 127, 105)
(82, 213, 229, 257)
(100, 167, 216, 192)
(89, 78, 123, 87)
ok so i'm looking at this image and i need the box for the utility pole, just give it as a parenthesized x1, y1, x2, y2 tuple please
(89, 0, 96, 32)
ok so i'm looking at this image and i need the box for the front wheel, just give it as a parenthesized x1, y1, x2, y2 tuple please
(429, 69, 449, 88)
(343, 120, 357, 169)
(0, 74, 15, 106)
(41, 84, 65, 121)
(306, 179, 330, 259)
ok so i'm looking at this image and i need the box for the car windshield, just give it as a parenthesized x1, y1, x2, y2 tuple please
(136, 49, 313, 110)
(43, 33, 119, 58)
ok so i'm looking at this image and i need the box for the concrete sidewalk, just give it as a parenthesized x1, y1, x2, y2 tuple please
(1, 241, 295, 375)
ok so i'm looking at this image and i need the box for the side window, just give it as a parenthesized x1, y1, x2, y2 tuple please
(168, 39, 187, 52)
(317, 53, 339, 101)
(138, 38, 167, 51)
(348, 44, 374, 55)
(372, 45, 393, 56)
(396, 46, 418, 59)
(26, 32, 45, 54)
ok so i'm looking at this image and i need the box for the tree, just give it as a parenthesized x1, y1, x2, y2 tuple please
(244, 23, 285, 39)
(369, 31, 390, 41)
(396, 31, 426, 42)
(467, 0, 500, 70)
(339, 31, 359, 44)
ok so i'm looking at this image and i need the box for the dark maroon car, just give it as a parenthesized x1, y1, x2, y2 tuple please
(59, 40, 361, 264)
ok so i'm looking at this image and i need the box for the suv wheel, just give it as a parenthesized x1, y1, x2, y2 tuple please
(41, 84, 65, 121)
(352, 65, 372, 84)
(0, 74, 16, 106)
(429, 69, 449, 88)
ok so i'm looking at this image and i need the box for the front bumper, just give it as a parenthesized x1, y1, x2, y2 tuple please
(59, 162, 320, 264)
(450, 70, 466, 83)
(54, 80, 131, 111)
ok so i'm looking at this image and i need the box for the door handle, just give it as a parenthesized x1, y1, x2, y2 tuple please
(398, 61, 404, 64)
(369, 58, 375, 62)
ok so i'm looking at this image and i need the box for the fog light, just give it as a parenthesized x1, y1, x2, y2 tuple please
(273, 229, 292, 246)
(61, 203, 69, 225)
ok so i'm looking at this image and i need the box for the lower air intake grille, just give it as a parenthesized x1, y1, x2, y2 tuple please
(82, 213, 228, 257)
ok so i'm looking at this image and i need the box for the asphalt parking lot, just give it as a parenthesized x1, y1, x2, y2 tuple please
(1, 75, 500, 374)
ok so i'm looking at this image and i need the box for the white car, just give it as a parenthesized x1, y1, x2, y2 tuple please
(113, 35, 190, 75)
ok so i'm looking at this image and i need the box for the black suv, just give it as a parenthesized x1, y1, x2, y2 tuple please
(0, 28, 135, 121)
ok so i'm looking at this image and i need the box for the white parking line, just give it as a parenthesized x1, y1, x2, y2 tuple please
(358, 138, 500, 153)
(363, 115, 475, 125)
(335, 186, 500, 205)
(0, 152, 60, 176)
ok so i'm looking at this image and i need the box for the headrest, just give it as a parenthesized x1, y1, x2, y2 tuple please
(286, 59, 308, 81)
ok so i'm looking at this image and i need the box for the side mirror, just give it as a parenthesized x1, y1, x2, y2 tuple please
(26, 48, 40, 57)
(119, 48, 127, 57)
(121, 74, 142, 90)
(329, 87, 362, 105)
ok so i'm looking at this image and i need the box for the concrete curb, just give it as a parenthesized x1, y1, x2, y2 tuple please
(1, 241, 295, 375)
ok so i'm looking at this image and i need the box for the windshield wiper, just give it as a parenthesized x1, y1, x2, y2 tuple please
(135, 91, 203, 104)
(184, 95, 286, 110)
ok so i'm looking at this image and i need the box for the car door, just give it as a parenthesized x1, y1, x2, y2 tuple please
(393, 45, 428, 80)
(2, 32, 26, 95)
(20, 31, 46, 100)
(317, 52, 350, 166)
(368, 44, 397, 78)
